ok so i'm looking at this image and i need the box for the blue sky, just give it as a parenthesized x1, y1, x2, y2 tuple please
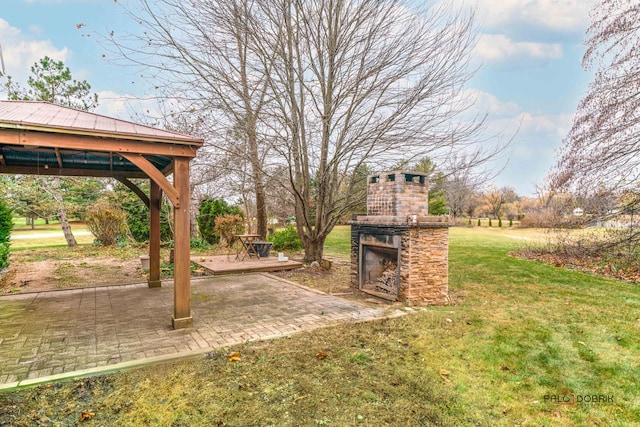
(0, 0, 595, 196)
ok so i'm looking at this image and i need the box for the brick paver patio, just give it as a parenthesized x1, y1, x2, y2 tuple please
(0, 273, 397, 389)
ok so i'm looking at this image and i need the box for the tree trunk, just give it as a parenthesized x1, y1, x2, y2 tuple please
(302, 233, 326, 263)
(51, 177, 77, 247)
(190, 185, 199, 239)
(254, 177, 268, 239)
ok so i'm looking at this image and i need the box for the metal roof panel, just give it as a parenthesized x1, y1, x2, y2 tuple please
(0, 100, 203, 145)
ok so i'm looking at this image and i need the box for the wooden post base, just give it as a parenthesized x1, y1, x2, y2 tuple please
(148, 280, 162, 288)
(172, 316, 193, 329)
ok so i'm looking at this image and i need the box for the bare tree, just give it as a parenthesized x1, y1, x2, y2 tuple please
(111, 0, 273, 239)
(483, 185, 517, 219)
(250, 0, 492, 261)
(552, 0, 640, 195)
(438, 152, 490, 219)
(112, 0, 499, 261)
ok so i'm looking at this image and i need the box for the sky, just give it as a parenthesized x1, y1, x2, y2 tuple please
(0, 0, 596, 196)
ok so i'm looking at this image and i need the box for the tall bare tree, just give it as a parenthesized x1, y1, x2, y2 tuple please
(251, 0, 490, 261)
(552, 0, 640, 195)
(112, 0, 497, 261)
(483, 185, 517, 219)
(111, 0, 272, 239)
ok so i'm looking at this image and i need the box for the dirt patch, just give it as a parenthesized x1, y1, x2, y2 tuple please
(1, 247, 149, 294)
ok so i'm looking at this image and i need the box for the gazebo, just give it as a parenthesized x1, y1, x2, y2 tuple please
(0, 100, 203, 329)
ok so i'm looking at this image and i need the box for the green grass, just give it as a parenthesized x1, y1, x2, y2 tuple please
(323, 224, 351, 257)
(1, 226, 639, 426)
(9, 221, 93, 250)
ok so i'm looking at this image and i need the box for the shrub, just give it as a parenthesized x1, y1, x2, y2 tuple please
(166, 237, 210, 250)
(477, 218, 481, 227)
(0, 243, 9, 270)
(509, 219, 513, 227)
(197, 198, 244, 244)
(0, 198, 13, 269)
(214, 214, 246, 247)
(107, 184, 173, 243)
(85, 202, 127, 246)
(488, 218, 492, 227)
(498, 218, 503, 227)
(268, 225, 302, 251)
(121, 197, 173, 243)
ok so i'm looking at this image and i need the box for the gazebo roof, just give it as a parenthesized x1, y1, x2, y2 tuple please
(0, 100, 203, 178)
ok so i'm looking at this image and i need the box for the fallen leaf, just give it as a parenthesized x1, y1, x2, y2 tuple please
(227, 352, 241, 362)
(79, 411, 95, 422)
(439, 368, 451, 382)
(578, 341, 586, 346)
(316, 351, 329, 360)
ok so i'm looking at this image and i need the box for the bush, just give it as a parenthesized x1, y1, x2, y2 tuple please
(0, 243, 9, 270)
(477, 218, 481, 227)
(122, 197, 173, 243)
(268, 225, 302, 251)
(197, 198, 244, 244)
(0, 198, 13, 269)
(107, 183, 173, 243)
(214, 214, 246, 247)
(85, 202, 127, 246)
(518, 211, 584, 229)
(498, 218, 503, 227)
(488, 218, 493, 227)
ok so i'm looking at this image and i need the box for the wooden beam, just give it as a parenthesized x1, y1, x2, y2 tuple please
(0, 165, 147, 178)
(54, 147, 63, 168)
(148, 180, 162, 288)
(115, 176, 150, 208)
(120, 153, 180, 208)
(0, 129, 199, 158)
(172, 157, 192, 329)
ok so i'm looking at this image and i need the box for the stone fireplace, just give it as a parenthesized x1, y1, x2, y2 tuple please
(351, 171, 449, 305)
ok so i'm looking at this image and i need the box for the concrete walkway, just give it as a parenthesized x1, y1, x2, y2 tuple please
(0, 273, 398, 390)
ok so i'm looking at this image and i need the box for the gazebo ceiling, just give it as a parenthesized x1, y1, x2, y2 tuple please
(0, 100, 203, 178)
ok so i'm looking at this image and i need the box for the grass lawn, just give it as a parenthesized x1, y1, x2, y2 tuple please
(10, 220, 93, 250)
(1, 227, 639, 425)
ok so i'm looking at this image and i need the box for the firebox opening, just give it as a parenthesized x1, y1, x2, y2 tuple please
(359, 244, 400, 300)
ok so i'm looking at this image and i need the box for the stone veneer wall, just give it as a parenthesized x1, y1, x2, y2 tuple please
(351, 222, 449, 306)
(399, 226, 448, 305)
(366, 171, 429, 218)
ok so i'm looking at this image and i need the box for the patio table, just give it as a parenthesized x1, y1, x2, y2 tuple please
(234, 233, 261, 261)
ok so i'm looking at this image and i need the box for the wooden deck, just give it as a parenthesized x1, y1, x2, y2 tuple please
(191, 255, 304, 275)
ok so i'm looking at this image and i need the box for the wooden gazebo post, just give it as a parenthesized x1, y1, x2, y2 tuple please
(148, 181, 162, 288)
(172, 157, 192, 328)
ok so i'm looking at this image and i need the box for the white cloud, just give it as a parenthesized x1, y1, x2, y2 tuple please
(458, 89, 574, 193)
(0, 18, 70, 81)
(476, 34, 563, 63)
(465, 88, 520, 117)
(476, 0, 591, 34)
(95, 90, 162, 121)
